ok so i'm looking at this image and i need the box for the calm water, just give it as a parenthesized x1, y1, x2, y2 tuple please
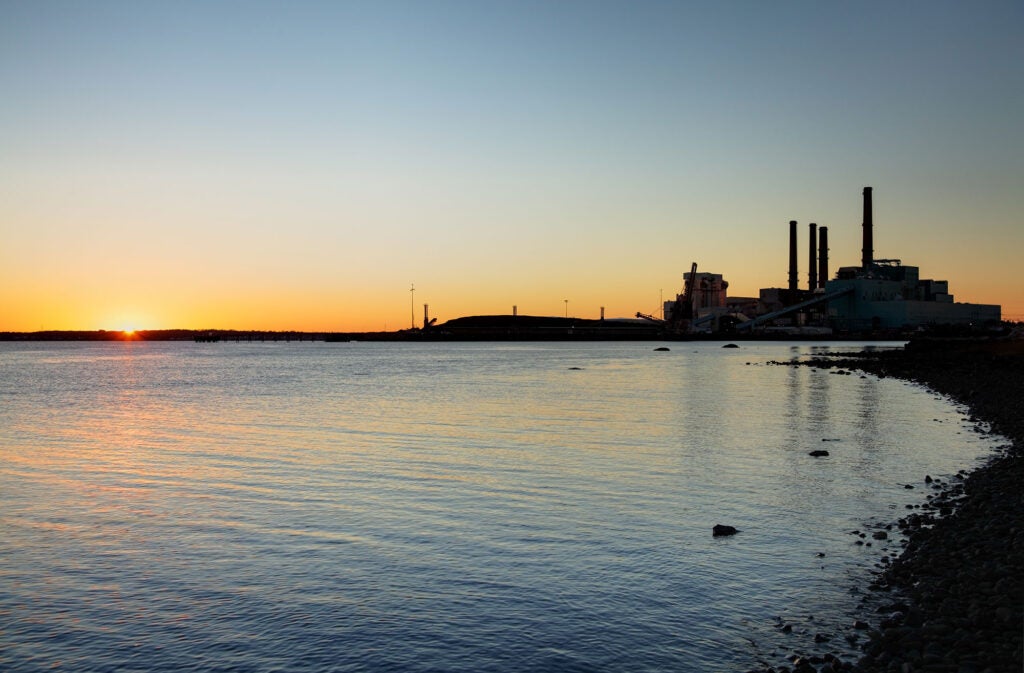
(0, 341, 1001, 672)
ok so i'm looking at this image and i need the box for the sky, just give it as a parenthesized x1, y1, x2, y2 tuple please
(2, 0, 1022, 332)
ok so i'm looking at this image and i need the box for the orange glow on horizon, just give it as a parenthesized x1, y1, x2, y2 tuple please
(1, 257, 1021, 332)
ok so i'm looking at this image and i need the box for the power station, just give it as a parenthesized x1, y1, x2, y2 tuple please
(414, 186, 1002, 340)
(658, 187, 1001, 335)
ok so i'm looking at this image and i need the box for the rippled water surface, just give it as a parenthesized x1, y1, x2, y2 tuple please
(0, 341, 1001, 672)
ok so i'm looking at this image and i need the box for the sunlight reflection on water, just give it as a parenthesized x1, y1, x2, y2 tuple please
(0, 341, 1002, 672)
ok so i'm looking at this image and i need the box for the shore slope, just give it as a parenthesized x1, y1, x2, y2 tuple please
(797, 339, 1023, 673)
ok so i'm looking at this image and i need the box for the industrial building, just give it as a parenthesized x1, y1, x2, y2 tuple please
(822, 187, 1000, 331)
(660, 187, 1000, 335)
(427, 186, 1000, 340)
(661, 271, 728, 317)
(823, 186, 999, 329)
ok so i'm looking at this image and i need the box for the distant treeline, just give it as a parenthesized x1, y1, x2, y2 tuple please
(3, 319, 1014, 343)
(0, 330, 354, 342)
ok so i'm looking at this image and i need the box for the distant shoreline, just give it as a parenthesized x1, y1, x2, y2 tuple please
(0, 328, 909, 343)
(6, 313, 1009, 343)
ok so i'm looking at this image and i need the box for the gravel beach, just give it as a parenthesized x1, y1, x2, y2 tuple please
(770, 337, 1023, 673)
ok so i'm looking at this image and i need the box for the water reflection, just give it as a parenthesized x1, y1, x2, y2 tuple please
(0, 341, 999, 673)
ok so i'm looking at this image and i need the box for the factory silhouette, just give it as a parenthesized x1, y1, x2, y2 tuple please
(25, 186, 998, 343)
(433, 187, 1001, 340)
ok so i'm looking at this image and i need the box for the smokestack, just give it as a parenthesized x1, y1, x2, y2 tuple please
(808, 223, 818, 291)
(862, 186, 873, 269)
(788, 220, 798, 292)
(818, 226, 829, 289)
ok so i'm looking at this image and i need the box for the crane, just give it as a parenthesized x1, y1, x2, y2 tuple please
(636, 262, 698, 335)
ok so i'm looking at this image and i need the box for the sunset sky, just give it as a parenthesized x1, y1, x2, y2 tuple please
(2, 1, 1022, 332)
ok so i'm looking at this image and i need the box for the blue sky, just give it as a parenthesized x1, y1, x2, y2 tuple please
(2, 1, 1022, 329)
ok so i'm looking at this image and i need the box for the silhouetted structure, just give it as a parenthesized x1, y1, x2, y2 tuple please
(808, 222, 817, 291)
(826, 187, 1000, 331)
(436, 315, 662, 340)
(818, 226, 829, 290)
(788, 220, 798, 293)
(862, 186, 873, 269)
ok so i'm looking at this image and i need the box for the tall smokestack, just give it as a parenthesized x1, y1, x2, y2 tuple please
(808, 223, 818, 290)
(788, 220, 798, 292)
(818, 226, 829, 289)
(862, 186, 873, 269)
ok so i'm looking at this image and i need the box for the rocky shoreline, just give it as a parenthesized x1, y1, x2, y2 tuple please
(761, 337, 1023, 673)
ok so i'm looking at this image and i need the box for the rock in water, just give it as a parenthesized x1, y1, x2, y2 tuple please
(653, 347, 670, 351)
(722, 343, 740, 348)
(809, 450, 830, 457)
(713, 524, 739, 537)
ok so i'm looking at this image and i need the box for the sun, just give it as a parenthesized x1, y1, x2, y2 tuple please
(105, 309, 158, 337)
